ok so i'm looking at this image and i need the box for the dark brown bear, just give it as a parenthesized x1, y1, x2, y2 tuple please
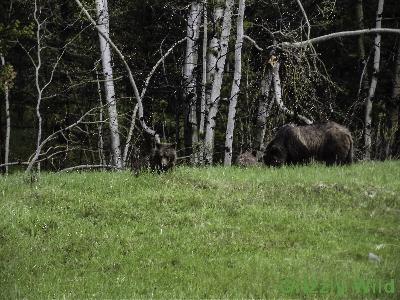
(236, 151, 259, 167)
(263, 122, 353, 166)
(150, 143, 177, 172)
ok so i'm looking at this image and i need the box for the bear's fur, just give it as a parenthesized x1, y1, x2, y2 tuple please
(263, 122, 353, 166)
(149, 143, 177, 172)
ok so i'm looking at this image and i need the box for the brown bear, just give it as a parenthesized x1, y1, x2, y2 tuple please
(263, 121, 353, 166)
(149, 142, 177, 172)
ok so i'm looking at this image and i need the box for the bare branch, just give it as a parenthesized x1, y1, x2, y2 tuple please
(25, 107, 99, 173)
(0, 161, 29, 169)
(243, 35, 264, 51)
(295, 0, 311, 41)
(122, 36, 187, 162)
(280, 28, 400, 48)
(59, 164, 116, 172)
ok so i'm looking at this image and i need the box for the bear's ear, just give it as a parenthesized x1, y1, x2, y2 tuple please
(170, 142, 177, 149)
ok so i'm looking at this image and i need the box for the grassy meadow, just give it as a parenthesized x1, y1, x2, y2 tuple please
(0, 161, 399, 299)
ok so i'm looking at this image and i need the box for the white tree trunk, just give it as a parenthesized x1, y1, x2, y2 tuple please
(224, 0, 245, 166)
(96, 0, 122, 169)
(205, 6, 224, 120)
(96, 71, 105, 165)
(254, 68, 273, 154)
(1, 55, 10, 175)
(364, 0, 384, 160)
(76, 0, 161, 149)
(183, 1, 202, 163)
(204, 0, 234, 164)
(198, 4, 223, 165)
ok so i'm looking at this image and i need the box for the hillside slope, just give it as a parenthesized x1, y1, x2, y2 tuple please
(0, 162, 399, 298)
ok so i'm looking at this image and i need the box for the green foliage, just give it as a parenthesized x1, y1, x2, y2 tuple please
(0, 162, 399, 298)
(0, 63, 16, 91)
(0, 20, 34, 53)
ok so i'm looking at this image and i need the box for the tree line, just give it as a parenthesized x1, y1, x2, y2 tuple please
(0, 0, 400, 174)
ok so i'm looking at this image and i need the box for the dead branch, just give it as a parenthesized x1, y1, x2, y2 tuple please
(280, 28, 400, 48)
(59, 164, 116, 172)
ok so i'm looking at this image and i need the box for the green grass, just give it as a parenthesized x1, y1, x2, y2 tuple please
(0, 162, 399, 299)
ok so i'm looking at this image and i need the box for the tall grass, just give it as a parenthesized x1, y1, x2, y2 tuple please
(0, 161, 399, 298)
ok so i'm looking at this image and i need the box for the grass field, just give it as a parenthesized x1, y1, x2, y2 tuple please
(0, 162, 399, 299)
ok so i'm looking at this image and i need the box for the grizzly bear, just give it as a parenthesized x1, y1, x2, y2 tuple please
(263, 122, 353, 166)
(150, 143, 177, 172)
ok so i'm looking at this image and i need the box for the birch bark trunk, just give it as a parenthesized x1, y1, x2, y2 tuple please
(198, 5, 223, 164)
(96, 71, 105, 165)
(75, 0, 161, 149)
(364, 0, 384, 160)
(206, 7, 224, 111)
(183, 1, 202, 164)
(0, 55, 10, 175)
(95, 0, 123, 169)
(224, 0, 245, 166)
(204, 0, 234, 164)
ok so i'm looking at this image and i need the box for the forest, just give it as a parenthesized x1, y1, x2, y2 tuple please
(0, 0, 400, 172)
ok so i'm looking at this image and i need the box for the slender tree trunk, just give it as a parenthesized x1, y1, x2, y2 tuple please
(356, 0, 369, 99)
(26, 1, 43, 174)
(197, 0, 208, 165)
(204, 0, 234, 164)
(183, 1, 202, 164)
(388, 43, 400, 157)
(96, 71, 105, 165)
(364, 0, 384, 160)
(224, 0, 245, 166)
(95, 0, 122, 169)
(356, 0, 366, 63)
(1, 55, 10, 175)
(25, 0, 66, 173)
(254, 67, 273, 155)
(199, 0, 208, 138)
(206, 7, 224, 109)
(199, 5, 223, 164)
